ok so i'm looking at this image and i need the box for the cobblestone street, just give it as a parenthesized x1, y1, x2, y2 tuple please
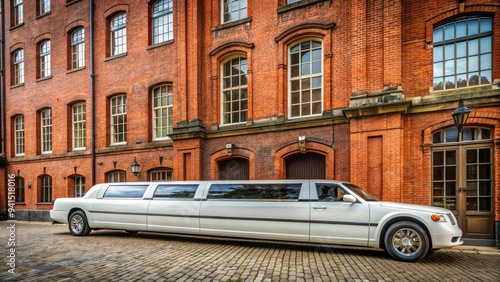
(1, 221, 499, 282)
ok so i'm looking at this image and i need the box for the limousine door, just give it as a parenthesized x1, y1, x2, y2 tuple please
(91, 184, 151, 231)
(310, 184, 370, 246)
(147, 184, 202, 234)
(199, 182, 310, 242)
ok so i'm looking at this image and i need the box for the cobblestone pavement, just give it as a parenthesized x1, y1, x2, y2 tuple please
(1, 221, 499, 282)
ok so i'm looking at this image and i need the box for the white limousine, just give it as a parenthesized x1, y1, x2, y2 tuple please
(50, 180, 463, 262)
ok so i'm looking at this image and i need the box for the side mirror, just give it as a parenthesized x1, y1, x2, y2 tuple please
(343, 195, 357, 203)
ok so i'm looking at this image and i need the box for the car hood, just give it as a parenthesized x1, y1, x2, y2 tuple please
(370, 201, 451, 214)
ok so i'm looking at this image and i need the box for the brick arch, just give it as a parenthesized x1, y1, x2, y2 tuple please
(274, 141, 334, 179)
(104, 5, 130, 19)
(65, 20, 87, 34)
(34, 33, 51, 44)
(425, 5, 498, 43)
(210, 147, 256, 180)
(422, 111, 500, 144)
(9, 43, 24, 53)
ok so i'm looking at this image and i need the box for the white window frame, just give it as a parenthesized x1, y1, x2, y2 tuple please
(152, 85, 173, 140)
(13, 49, 24, 85)
(288, 39, 323, 118)
(222, 0, 247, 24)
(40, 0, 50, 15)
(14, 115, 25, 157)
(71, 28, 85, 69)
(108, 171, 126, 183)
(110, 95, 127, 145)
(150, 169, 173, 181)
(111, 13, 127, 56)
(40, 41, 51, 78)
(41, 109, 52, 154)
(221, 56, 248, 125)
(75, 176, 85, 197)
(72, 103, 86, 150)
(14, 0, 23, 25)
(152, 0, 173, 44)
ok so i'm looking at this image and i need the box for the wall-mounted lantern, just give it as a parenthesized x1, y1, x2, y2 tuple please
(452, 99, 470, 133)
(130, 157, 140, 176)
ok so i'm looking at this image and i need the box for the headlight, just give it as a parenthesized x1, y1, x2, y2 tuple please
(431, 214, 447, 222)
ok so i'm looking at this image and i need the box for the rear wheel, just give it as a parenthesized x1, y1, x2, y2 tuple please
(68, 210, 91, 236)
(384, 221, 429, 262)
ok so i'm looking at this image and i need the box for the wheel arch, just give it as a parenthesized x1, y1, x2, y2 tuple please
(378, 216, 433, 250)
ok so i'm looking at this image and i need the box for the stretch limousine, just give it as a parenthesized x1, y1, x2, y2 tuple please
(50, 180, 463, 262)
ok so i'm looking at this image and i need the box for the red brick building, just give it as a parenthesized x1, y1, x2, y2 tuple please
(0, 0, 499, 246)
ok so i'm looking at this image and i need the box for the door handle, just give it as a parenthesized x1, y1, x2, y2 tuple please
(313, 206, 327, 211)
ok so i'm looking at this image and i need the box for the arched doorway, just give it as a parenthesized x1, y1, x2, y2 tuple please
(286, 153, 326, 179)
(431, 127, 494, 239)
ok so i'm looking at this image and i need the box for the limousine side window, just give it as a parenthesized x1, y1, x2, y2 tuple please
(153, 185, 198, 199)
(103, 185, 149, 198)
(317, 184, 344, 201)
(208, 184, 301, 200)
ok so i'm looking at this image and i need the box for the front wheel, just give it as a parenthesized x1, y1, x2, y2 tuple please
(384, 221, 429, 262)
(68, 210, 91, 236)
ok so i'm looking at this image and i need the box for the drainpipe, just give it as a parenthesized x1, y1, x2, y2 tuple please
(90, 0, 96, 185)
(1, 0, 9, 219)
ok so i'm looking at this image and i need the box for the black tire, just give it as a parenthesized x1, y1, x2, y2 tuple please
(68, 210, 91, 236)
(384, 221, 429, 262)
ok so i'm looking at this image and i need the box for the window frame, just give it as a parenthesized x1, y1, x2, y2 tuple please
(152, 84, 173, 140)
(110, 95, 127, 145)
(103, 185, 148, 198)
(221, 56, 248, 125)
(39, 0, 50, 16)
(207, 183, 302, 200)
(150, 169, 174, 181)
(221, 0, 247, 24)
(288, 39, 323, 118)
(13, 49, 24, 85)
(39, 40, 51, 79)
(151, 0, 174, 45)
(14, 115, 25, 157)
(110, 13, 127, 56)
(13, 0, 24, 26)
(40, 175, 52, 203)
(72, 102, 86, 150)
(107, 170, 126, 183)
(153, 184, 198, 199)
(15, 177, 25, 203)
(71, 28, 85, 69)
(40, 109, 52, 154)
(432, 16, 493, 91)
(74, 176, 86, 197)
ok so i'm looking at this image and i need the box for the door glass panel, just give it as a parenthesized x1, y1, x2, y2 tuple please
(432, 150, 457, 211)
(465, 148, 492, 212)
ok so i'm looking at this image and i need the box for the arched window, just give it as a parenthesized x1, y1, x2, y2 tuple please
(40, 108, 52, 154)
(152, 84, 173, 140)
(433, 17, 492, 90)
(221, 57, 248, 124)
(71, 28, 85, 69)
(40, 40, 51, 78)
(152, 0, 173, 44)
(15, 177, 25, 203)
(111, 13, 127, 56)
(74, 176, 86, 197)
(40, 175, 52, 203)
(149, 168, 173, 181)
(107, 170, 126, 183)
(289, 40, 323, 118)
(13, 49, 24, 85)
(432, 127, 492, 143)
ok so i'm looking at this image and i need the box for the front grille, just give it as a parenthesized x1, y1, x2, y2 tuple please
(447, 213, 456, 225)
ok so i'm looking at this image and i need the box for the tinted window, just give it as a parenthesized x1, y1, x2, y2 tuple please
(153, 185, 198, 199)
(208, 184, 301, 200)
(103, 185, 148, 198)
